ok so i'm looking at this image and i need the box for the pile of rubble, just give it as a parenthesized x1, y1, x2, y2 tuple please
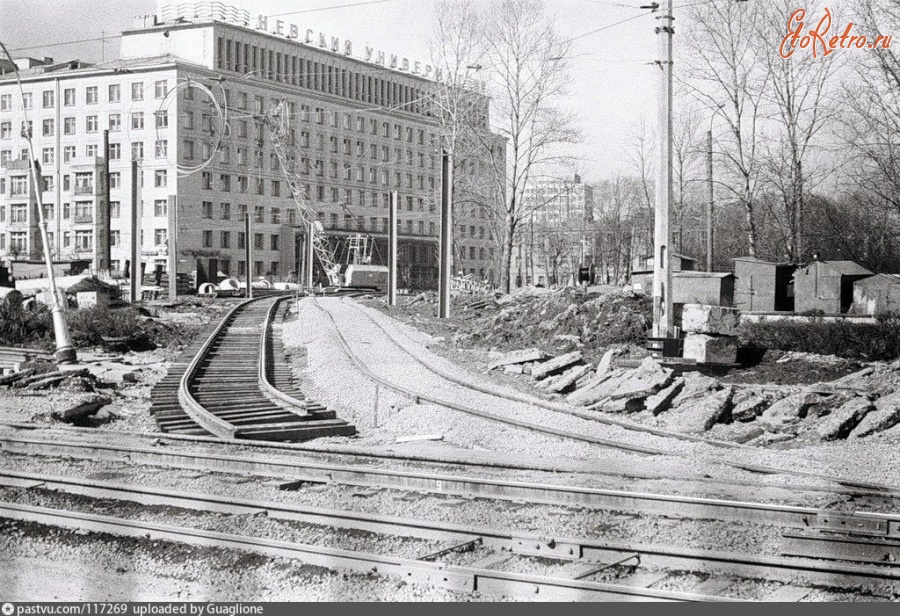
(0, 360, 115, 425)
(461, 288, 651, 361)
(490, 337, 900, 445)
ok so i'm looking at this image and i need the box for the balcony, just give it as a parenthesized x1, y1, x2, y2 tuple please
(74, 214, 93, 224)
(73, 185, 94, 195)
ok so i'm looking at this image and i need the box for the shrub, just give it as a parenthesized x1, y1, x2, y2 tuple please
(0, 295, 54, 349)
(65, 305, 145, 346)
(738, 318, 900, 361)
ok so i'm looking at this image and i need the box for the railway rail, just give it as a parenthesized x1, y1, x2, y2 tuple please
(311, 297, 900, 495)
(149, 295, 354, 442)
(1, 468, 896, 599)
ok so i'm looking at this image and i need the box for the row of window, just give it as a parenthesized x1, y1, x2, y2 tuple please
(0, 81, 169, 112)
(0, 111, 168, 141)
(215, 36, 429, 117)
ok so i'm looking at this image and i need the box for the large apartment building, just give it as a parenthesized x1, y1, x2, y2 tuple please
(0, 1, 504, 289)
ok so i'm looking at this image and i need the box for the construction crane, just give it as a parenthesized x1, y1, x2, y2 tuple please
(261, 101, 343, 286)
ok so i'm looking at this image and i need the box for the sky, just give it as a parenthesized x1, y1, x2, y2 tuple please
(0, 0, 845, 182)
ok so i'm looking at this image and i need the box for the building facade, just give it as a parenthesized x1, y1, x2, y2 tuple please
(0, 2, 503, 289)
(514, 174, 595, 287)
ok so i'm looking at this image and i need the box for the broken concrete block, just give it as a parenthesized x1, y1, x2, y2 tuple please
(668, 386, 734, 433)
(532, 351, 583, 380)
(709, 422, 766, 444)
(596, 349, 618, 376)
(607, 357, 674, 401)
(53, 394, 112, 423)
(681, 304, 740, 336)
(731, 393, 770, 422)
(645, 377, 685, 415)
(489, 348, 545, 370)
(817, 397, 873, 440)
(24, 373, 68, 390)
(598, 396, 646, 413)
(759, 392, 818, 430)
(503, 364, 525, 375)
(545, 364, 592, 394)
(683, 334, 738, 365)
(852, 392, 900, 437)
(671, 372, 721, 408)
(566, 369, 626, 406)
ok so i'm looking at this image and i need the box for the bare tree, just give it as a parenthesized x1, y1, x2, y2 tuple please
(626, 118, 656, 258)
(476, 0, 581, 293)
(756, 0, 842, 262)
(681, 0, 769, 256)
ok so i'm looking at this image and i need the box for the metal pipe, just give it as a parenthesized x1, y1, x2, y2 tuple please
(706, 129, 714, 273)
(129, 159, 140, 303)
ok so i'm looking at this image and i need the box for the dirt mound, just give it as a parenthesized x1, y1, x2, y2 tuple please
(451, 288, 651, 362)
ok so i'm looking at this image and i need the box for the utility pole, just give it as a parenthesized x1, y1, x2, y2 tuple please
(245, 212, 253, 299)
(652, 0, 675, 339)
(167, 195, 177, 301)
(0, 41, 75, 363)
(304, 221, 314, 289)
(129, 159, 141, 304)
(98, 129, 111, 273)
(388, 191, 398, 306)
(706, 129, 714, 272)
(438, 151, 453, 319)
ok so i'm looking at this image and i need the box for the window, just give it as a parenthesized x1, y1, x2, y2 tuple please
(202, 230, 213, 248)
(271, 208, 280, 224)
(154, 199, 168, 217)
(86, 144, 97, 158)
(42, 90, 54, 108)
(75, 230, 93, 251)
(42, 147, 54, 165)
(254, 206, 264, 223)
(220, 231, 231, 248)
(271, 181, 280, 197)
(0, 94, 10, 111)
(131, 112, 144, 130)
(131, 142, 144, 160)
(42, 119, 54, 136)
(108, 113, 121, 132)
(152, 229, 166, 246)
(202, 171, 212, 189)
(220, 174, 231, 191)
(0, 122, 10, 139)
(182, 111, 194, 130)
(86, 87, 98, 104)
(221, 203, 231, 220)
(10, 232, 27, 253)
(201, 201, 213, 219)
(155, 112, 168, 129)
(237, 232, 246, 249)
(63, 202, 71, 218)
(131, 82, 144, 101)
(154, 170, 167, 188)
(42, 176, 54, 191)
(85, 116, 98, 133)
(108, 84, 121, 103)
(254, 233, 264, 250)
(155, 140, 167, 158)
(270, 235, 280, 251)
(182, 140, 194, 160)
(237, 176, 248, 193)
(11, 177, 28, 196)
(21, 93, 32, 109)
(110, 230, 120, 247)
(110, 201, 120, 217)
(154, 80, 168, 99)
(10, 203, 28, 222)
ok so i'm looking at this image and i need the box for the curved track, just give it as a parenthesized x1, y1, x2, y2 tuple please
(150, 296, 354, 442)
(310, 296, 900, 494)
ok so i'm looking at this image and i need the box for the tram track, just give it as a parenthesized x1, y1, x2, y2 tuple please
(0, 468, 896, 600)
(149, 295, 354, 442)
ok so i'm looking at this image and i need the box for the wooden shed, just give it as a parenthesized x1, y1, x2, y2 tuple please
(852, 274, 900, 316)
(794, 260, 873, 314)
(631, 271, 735, 307)
(732, 256, 796, 313)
